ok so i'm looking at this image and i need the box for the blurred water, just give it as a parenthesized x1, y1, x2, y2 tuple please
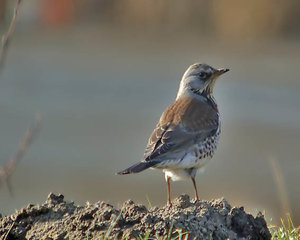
(0, 26, 299, 225)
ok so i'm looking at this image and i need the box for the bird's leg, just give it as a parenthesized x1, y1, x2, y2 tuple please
(167, 176, 172, 207)
(191, 177, 199, 202)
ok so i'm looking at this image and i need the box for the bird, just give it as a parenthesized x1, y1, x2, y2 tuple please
(117, 63, 229, 206)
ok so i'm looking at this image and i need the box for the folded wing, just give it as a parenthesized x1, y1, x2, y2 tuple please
(144, 97, 219, 162)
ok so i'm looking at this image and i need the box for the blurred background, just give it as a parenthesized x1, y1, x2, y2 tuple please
(0, 0, 299, 226)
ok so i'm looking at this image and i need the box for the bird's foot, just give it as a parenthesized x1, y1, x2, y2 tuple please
(167, 201, 172, 209)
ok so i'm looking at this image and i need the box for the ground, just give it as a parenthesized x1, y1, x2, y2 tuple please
(0, 193, 271, 240)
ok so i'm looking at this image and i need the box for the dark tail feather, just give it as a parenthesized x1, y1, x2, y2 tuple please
(117, 161, 157, 175)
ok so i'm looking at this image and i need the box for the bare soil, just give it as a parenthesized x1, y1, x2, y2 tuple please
(0, 193, 271, 240)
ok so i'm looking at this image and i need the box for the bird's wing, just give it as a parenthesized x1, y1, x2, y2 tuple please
(143, 97, 219, 161)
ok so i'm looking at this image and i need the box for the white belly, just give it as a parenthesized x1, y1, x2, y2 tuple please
(163, 169, 191, 181)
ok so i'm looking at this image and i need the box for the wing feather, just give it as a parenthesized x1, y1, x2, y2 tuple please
(143, 97, 219, 162)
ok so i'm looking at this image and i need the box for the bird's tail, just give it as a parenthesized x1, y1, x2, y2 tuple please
(117, 161, 158, 175)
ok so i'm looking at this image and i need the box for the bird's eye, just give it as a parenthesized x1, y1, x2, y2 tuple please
(199, 72, 207, 79)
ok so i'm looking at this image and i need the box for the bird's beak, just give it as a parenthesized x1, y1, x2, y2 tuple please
(215, 68, 230, 76)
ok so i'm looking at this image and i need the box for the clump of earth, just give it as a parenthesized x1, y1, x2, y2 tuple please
(0, 193, 271, 239)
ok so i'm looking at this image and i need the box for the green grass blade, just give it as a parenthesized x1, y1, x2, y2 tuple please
(167, 220, 174, 240)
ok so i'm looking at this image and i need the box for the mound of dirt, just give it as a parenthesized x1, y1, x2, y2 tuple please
(0, 193, 271, 240)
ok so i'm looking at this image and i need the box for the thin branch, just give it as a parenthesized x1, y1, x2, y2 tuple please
(0, 0, 22, 70)
(0, 114, 41, 192)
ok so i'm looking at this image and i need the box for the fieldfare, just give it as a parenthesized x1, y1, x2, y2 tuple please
(118, 63, 229, 206)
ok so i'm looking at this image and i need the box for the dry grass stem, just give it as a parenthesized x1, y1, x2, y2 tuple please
(0, 0, 22, 70)
(0, 114, 41, 193)
(267, 156, 291, 218)
(3, 221, 15, 240)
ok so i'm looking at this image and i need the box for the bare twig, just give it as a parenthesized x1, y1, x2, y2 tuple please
(0, 114, 41, 193)
(0, 0, 22, 70)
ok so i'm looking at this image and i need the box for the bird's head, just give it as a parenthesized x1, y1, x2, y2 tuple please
(177, 63, 229, 99)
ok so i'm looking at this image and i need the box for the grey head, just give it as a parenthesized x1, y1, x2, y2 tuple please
(176, 63, 229, 99)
